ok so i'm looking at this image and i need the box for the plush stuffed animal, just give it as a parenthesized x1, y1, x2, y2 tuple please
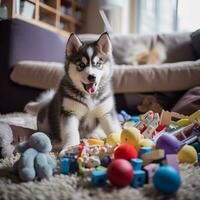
(15, 132, 56, 181)
(0, 122, 15, 158)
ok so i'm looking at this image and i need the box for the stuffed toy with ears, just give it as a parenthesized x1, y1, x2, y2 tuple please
(15, 132, 56, 181)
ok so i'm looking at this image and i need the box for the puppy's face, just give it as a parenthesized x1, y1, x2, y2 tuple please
(65, 33, 112, 95)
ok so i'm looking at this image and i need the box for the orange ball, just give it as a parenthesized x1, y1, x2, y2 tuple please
(114, 144, 138, 161)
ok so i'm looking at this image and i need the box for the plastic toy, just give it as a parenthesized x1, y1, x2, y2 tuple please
(191, 141, 200, 152)
(114, 144, 138, 161)
(166, 154, 179, 172)
(139, 147, 152, 157)
(131, 158, 143, 170)
(131, 170, 146, 188)
(15, 132, 56, 181)
(135, 111, 159, 138)
(107, 159, 133, 188)
(153, 166, 181, 194)
(143, 163, 159, 182)
(121, 127, 143, 150)
(176, 110, 200, 127)
(100, 156, 112, 167)
(177, 145, 197, 163)
(160, 110, 186, 126)
(106, 133, 121, 146)
(198, 153, 200, 164)
(141, 150, 165, 165)
(171, 122, 200, 144)
(139, 138, 155, 149)
(87, 138, 104, 146)
(156, 134, 183, 154)
(91, 170, 107, 186)
(0, 122, 15, 158)
(61, 157, 70, 174)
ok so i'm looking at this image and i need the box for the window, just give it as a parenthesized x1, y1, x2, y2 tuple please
(137, 0, 200, 33)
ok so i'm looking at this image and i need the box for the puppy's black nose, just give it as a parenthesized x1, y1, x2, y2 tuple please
(87, 74, 96, 82)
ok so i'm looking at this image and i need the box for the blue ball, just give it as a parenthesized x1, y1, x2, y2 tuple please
(153, 166, 181, 194)
(100, 156, 112, 167)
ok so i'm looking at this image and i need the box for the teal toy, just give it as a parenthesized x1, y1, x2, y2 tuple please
(15, 132, 56, 182)
(131, 158, 143, 170)
(91, 170, 107, 186)
(139, 147, 152, 157)
(61, 158, 70, 174)
(131, 170, 146, 188)
(153, 166, 181, 194)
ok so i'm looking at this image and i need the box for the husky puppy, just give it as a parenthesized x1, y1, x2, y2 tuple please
(25, 32, 121, 153)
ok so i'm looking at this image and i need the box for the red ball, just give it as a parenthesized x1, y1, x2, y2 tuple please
(107, 159, 133, 187)
(114, 144, 138, 161)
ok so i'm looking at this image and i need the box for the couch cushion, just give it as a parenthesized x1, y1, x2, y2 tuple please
(113, 60, 200, 93)
(191, 29, 200, 59)
(111, 33, 194, 65)
(10, 60, 200, 93)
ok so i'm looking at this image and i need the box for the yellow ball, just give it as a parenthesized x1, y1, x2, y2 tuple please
(121, 127, 143, 149)
(106, 133, 121, 146)
(139, 138, 155, 149)
(177, 145, 197, 163)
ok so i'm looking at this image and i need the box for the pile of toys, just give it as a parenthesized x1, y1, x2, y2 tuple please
(60, 110, 200, 194)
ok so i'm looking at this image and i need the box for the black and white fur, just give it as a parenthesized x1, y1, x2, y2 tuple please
(25, 33, 121, 153)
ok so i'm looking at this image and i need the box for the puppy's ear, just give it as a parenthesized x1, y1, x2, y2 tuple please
(97, 32, 112, 55)
(66, 33, 82, 56)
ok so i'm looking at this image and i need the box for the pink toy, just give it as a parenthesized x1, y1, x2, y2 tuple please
(107, 159, 133, 187)
(143, 163, 159, 182)
(114, 144, 138, 161)
(166, 154, 179, 172)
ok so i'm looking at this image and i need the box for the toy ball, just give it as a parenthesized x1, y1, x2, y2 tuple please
(139, 138, 155, 149)
(107, 159, 133, 187)
(100, 156, 112, 167)
(106, 133, 121, 146)
(177, 145, 197, 163)
(114, 144, 138, 161)
(153, 166, 181, 194)
(121, 127, 143, 150)
(156, 134, 183, 154)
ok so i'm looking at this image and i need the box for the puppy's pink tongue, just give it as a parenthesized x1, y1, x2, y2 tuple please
(86, 83, 95, 94)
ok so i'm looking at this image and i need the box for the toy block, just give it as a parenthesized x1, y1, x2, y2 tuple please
(141, 149, 165, 162)
(143, 163, 159, 183)
(131, 159, 143, 171)
(139, 147, 152, 157)
(69, 158, 79, 173)
(130, 170, 146, 188)
(91, 170, 107, 186)
(60, 158, 70, 174)
(166, 154, 179, 172)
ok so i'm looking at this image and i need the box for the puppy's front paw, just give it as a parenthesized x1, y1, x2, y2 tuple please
(59, 148, 68, 158)
(59, 144, 80, 158)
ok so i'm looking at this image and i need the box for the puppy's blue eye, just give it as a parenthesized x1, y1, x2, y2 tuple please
(96, 62, 103, 69)
(78, 63, 86, 70)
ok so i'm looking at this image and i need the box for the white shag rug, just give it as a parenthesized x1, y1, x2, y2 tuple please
(0, 113, 200, 200)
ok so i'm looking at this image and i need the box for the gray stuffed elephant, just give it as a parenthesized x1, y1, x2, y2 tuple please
(15, 132, 56, 182)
